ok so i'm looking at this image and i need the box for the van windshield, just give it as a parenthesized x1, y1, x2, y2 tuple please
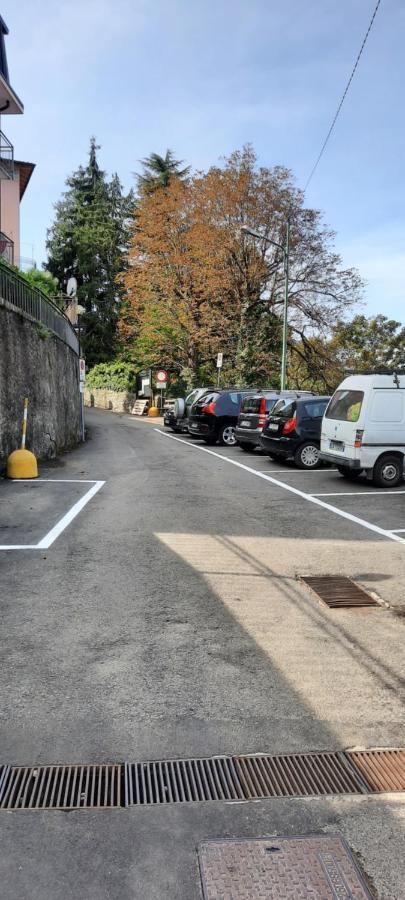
(325, 390, 364, 423)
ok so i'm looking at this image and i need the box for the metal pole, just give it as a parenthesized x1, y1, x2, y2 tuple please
(21, 397, 28, 449)
(280, 221, 290, 390)
(78, 315, 85, 441)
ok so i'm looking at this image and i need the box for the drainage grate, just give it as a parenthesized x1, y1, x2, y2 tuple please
(301, 575, 379, 608)
(0, 765, 11, 804)
(0, 764, 122, 810)
(124, 756, 242, 805)
(233, 752, 369, 798)
(348, 749, 405, 792)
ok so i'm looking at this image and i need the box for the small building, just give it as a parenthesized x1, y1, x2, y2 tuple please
(0, 16, 35, 268)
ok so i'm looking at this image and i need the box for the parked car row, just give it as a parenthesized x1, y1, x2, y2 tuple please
(164, 373, 405, 486)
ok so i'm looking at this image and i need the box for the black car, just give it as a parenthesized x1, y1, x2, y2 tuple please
(164, 388, 214, 433)
(260, 396, 331, 468)
(188, 389, 258, 446)
(235, 390, 314, 452)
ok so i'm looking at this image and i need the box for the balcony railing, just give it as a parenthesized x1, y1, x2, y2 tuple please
(0, 129, 14, 180)
(0, 230, 13, 263)
(0, 261, 79, 355)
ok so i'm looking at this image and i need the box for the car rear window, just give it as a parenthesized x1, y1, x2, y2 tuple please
(325, 390, 364, 423)
(241, 395, 280, 414)
(196, 392, 219, 406)
(300, 399, 330, 418)
(272, 399, 296, 417)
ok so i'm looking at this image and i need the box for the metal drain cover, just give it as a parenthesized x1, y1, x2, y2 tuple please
(198, 835, 373, 899)
(301, 576, 379, 608)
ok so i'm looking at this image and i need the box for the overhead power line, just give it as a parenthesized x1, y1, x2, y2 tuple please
(304, 0, 382, 191)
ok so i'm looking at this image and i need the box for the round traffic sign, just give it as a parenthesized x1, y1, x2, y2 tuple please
(156, 370, 168, 383)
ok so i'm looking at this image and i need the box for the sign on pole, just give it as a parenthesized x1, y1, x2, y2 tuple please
(156, 369, 168, 383)
(216, 353, 223, 369)
(79, 358, 86, 382)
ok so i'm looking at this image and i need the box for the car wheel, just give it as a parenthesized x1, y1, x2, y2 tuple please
(218, 425, 237, 447)
(336, 466, 363, 480)
(239, 442, 255, 452)
(372, 454, 403, 488)
(294, 441, 320, 469)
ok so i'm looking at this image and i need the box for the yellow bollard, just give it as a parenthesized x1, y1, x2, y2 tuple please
(6, 398, 38, 479)
(148, 406, 160, 417)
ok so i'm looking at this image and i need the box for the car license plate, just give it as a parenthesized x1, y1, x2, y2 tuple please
(330, 439, 344, 451)
(269, 423, 279, 431)
(240, 420, 251, 427)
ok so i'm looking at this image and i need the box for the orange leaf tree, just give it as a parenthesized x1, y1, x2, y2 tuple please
(119, 147, 362, 387)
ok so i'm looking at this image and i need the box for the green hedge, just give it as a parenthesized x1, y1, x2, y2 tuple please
(86, 362, 136, 392)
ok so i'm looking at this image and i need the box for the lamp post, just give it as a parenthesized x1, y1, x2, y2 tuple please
(241, 223, 290, 390)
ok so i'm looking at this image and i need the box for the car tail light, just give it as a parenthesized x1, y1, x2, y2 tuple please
(282, 416, 297, 435)
(258, 397, 267, 428)
(354, 429, 364, 449)
(202, 401, 216, 415)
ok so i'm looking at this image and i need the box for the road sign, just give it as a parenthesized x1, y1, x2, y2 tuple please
(155, 382, 167, 390)
(216, 353, 223, 369)
(79, 358, 86, 382)
(67, 277, 77, 298)
(156, 369, 168, 383)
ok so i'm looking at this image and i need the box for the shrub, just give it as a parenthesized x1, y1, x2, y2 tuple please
(86, 361, 136, 392)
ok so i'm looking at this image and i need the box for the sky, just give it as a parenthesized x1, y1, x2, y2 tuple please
(3, 0, 404, 320)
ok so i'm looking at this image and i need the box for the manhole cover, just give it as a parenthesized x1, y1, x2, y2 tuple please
(198, 835, 373, 899)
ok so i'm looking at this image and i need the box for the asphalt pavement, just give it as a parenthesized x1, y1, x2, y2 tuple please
(1, 408, 404, 899)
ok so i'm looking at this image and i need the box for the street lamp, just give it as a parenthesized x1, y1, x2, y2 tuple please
(241, 223, 290, 390)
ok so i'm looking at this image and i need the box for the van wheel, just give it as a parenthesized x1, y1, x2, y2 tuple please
(336, 466, 363, 480)
(239, 442, 255, 452)
(372, 454, 403, 488)
(294, 441, 320, 469)
(218, 425, 237, 447)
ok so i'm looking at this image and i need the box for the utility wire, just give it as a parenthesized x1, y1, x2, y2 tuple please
(304, 0, 382, 191)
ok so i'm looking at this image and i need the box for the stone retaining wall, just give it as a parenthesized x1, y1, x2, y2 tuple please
(84, 388, 136, 413)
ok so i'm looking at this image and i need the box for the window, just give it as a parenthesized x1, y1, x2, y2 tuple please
(301, 399, 329, 419)
(325, 390, 364, 423)
(272, 399, 296, 417)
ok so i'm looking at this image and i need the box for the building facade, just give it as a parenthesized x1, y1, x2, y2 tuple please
(0, 16, 34, 268)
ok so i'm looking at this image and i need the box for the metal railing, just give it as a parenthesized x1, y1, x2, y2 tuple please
(0, 262, 79, 355)
(0, 129, 14, 180)
(0, 231, 13, 263)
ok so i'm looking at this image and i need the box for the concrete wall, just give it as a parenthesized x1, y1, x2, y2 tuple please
(0, 301, 81, 468)
(84, 387, 135, 413)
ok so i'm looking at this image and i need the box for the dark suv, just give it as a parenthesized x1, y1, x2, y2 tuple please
(164, 388, 214, 433)
(260, 396, 330, 468)
(235, 390, 314, 452)
(188, 389, 258, 446)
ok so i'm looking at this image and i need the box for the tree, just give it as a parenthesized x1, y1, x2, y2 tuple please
(136, 150, 190, 195)
(120, 146, 362, 385)
(288, 315, 405, 393)
(46, 138, 134, 366)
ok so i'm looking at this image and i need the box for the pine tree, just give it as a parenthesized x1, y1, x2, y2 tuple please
(46, 138, 134, 366)
(136, 150, 190, 195)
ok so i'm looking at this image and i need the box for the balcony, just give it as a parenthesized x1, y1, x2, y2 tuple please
(0, 128, 13, 179)
(0, 231, 13, 263)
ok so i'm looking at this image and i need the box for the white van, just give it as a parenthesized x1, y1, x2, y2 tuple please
(320, 373, 405, 487)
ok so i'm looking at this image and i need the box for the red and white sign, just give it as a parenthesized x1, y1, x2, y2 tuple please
(156, 369, 168, 383)
(79, 358, 86, 382)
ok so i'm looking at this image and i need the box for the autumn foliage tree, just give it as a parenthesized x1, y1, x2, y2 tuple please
(120, 147, 363, 386)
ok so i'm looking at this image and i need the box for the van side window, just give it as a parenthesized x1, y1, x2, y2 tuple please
(325, 390, 364, 422)
(370, 393, 404, 423)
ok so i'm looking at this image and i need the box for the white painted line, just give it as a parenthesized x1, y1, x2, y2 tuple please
(155, 429, 405, 546)
(0, 545, 39, 551)
(256, 469, 333, 475)
(0, 479, 105, 551)
(11, 478, 97, 483)
(312, 490, 405, 497)
(36, 481, 105, 548)
(390, 529, 405, 533)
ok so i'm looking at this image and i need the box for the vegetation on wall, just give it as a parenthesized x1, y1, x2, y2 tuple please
(85, 361, 136, 392)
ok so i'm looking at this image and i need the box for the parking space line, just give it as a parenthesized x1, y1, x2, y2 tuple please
(312, 490, 405, 497)
(155, 429, 405, 546)
(11, 478, 99, 484)
(390, 529, 405, 533)
(0, 480, 105, 551)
